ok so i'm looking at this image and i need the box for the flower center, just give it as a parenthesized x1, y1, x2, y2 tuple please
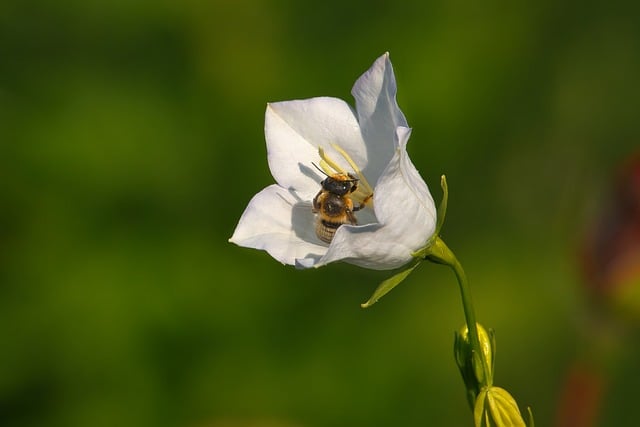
(318, 143, 374, 207)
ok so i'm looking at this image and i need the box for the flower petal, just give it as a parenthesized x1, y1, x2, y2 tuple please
(375, 126, 435, 228)
(265, 98, 367, 197)
(352, 52, 409, 184)
(298, 127, 436, 270)
(229, 184, 327, 265)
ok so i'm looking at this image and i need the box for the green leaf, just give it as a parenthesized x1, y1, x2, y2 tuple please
(361, 259, 421, 308)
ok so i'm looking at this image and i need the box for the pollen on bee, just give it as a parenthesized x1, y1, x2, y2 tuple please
(318, 144, 374, 207)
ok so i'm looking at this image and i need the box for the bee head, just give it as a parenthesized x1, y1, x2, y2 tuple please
(312, 163, 359, 195)
(321, 174, 358, 195)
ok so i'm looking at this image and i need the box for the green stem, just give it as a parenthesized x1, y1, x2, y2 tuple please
(428, 236, 490, 387)
(450, 254, 479, 355)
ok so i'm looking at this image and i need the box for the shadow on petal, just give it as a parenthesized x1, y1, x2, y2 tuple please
(291, 203, 327, 269)
(291, 201, 323, 244)
(298, 162, 324, 183)
(354, 206, 378, 226)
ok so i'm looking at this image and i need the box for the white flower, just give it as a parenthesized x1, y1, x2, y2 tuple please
(229, 53, 436, 270)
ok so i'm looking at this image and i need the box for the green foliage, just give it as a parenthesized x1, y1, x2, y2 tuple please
(361, 259, 422, 308)
(2, 1, 640, 426)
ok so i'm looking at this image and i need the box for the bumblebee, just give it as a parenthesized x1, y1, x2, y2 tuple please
(312, 172, 364, 244)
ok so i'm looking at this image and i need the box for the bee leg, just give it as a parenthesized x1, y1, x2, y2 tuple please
(346, 208, 358, 225)
(344, 198, 358, 225)
(352, 193, 373, 212)
(348, 174, 359, 193)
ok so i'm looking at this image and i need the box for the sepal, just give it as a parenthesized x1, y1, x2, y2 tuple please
(361, 259, 422, 308)
(412, 175, 453, 266)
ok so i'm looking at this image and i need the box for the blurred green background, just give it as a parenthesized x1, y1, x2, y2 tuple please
(2, 1, 640, 426)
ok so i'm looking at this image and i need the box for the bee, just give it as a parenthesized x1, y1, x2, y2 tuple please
(312, 168, 366, 244)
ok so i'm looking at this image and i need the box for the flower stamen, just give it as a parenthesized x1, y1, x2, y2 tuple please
(318, 147, 346, 175)
(330, 143, 374, 196)
(318, 145, 374, 207)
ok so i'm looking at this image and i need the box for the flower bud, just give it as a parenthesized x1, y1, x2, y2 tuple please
(474, 386, 527, 427)
(454, 323, 495, 406)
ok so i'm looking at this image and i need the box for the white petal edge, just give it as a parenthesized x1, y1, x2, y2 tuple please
(296, 126, 436, 271)
(265, 98, 367, 197)
(352, 52, 409, 184)
(230, 184, 328, 265)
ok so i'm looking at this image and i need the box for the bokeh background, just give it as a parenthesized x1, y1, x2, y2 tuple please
(2, 1, 640, 426)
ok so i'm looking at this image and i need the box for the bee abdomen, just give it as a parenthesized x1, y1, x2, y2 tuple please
(316, 219, 342, 244)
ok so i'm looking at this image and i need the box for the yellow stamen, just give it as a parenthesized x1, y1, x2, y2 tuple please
(317, 144, 374, 207)
(318, 160, 334, 176)
(330, 143, 374, 196)
(318, 147, 346, 175)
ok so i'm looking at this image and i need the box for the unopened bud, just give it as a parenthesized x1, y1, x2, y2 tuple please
(454, 323, 495, 406)
(474, 386, 528, 427)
